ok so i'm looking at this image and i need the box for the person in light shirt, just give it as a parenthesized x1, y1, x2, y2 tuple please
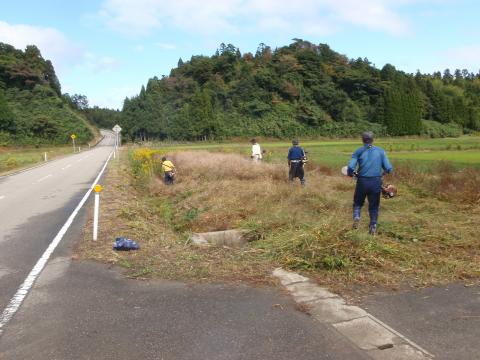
(251, 138, 262, 161)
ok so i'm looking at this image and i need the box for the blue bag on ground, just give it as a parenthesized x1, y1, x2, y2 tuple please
(113, 237, 140, 251)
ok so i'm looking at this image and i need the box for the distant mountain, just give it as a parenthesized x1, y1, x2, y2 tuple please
(121, 39, 479, 140)
(0, 42, 94, 145)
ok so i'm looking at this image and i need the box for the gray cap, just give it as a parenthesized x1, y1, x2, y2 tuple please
(362, 131, 374, 144)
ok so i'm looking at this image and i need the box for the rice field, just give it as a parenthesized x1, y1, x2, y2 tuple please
(153, 135, 480, 169)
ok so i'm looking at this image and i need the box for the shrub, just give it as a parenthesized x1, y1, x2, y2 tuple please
(421, 120, 462, 138)
(130, 148, 162, 180)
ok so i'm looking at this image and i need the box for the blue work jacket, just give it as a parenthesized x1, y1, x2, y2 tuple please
(288, 146, 305, 160)
(348, 145, 393, 177)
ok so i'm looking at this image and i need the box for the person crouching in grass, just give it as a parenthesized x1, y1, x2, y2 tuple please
(161, 156, 176, 185)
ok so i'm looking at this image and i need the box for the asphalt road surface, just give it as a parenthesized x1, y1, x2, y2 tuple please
(360, 283, 480, 360)
(0, 131, 114, 319)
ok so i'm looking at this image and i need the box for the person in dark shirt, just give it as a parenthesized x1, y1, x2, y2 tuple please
(287, 139, 306, 186)
(347, 131, 393, 235)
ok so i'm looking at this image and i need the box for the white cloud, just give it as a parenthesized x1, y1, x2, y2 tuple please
(0, 21, 83, 72)
(441, 44, 480, 72)
(98, 0, 416, 37)
(82, 52, 120, 73)
(155, 42, 176, 50)
(89, 85, 140, 110)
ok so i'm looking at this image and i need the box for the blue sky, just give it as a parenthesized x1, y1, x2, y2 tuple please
(1, 0, 479, 109)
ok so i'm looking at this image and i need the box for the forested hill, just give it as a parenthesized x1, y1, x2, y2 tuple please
(0, 42, 94, 145)
(121, 40, 480, 141)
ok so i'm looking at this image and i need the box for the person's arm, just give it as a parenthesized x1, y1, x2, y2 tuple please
(382, 151, 393, 174)
(347, 150, 359, 177)
(287, 148, 292, 165)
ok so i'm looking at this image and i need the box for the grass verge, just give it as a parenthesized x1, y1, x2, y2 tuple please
(0, 133, 104, 175)
(77, 147, 480, 295)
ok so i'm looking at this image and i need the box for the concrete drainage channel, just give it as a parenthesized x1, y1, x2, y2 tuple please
(191, 229, 249, 247)
(272, 268, 434, 360)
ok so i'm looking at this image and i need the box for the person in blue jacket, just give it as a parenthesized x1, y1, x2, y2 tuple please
(288, 139, 306, 186)
(347, 131, 393, 235)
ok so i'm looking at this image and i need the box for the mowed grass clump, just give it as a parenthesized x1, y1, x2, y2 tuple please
(79, 148, 480, 293)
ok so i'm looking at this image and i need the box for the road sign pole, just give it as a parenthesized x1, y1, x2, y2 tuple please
(112, 125, 122, 156)
(93, 185, 103, 241)
(71, 134, 77, 152)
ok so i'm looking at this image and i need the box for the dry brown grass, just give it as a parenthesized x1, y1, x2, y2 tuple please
(148, 151, 342, 234)
(392, 161, 480, 205)
(77, 148, 480, 296)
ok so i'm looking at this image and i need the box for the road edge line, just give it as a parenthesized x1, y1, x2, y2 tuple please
(0, 151, 113, 336)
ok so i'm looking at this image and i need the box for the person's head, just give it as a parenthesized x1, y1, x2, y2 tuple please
(251, 138, 257, 144)
(362, 131, 374, 145)
(161, 156, 167, 162)
(292, 139, 299, 146)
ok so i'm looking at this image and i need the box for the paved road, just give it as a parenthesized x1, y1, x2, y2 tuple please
(360, 283, 480, 360)
(0, 258, 368, 360)
(0, 131, 114, 315)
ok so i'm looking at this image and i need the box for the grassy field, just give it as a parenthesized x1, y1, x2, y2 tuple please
(78, 136, 480, 296)
(0, 145, 75, 175)
(0, 134, 103, 175)
(153, 136, 480, 169)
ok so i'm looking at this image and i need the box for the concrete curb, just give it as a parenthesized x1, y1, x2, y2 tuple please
(272, 268, 434, 359)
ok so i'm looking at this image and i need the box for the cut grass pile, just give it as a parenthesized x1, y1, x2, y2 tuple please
(78, 147, 480, 294)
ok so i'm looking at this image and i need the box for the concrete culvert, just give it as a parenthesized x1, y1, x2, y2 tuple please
(191, 229, 252, 248)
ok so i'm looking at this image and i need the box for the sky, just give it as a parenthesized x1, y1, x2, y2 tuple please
(1, 0, 479, 110)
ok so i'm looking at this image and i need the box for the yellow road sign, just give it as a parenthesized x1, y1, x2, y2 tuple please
(94, 184, 103, 193)
(71, 134, 76, 139)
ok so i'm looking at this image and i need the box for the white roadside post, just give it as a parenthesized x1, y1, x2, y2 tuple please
(93, 184, 103, 241)
(44, 152, 47, 162)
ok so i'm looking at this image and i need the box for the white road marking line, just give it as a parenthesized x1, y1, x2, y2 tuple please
(0, 195, 5, 200)
(61, 164, 72, 170)
(0, 151, 113, 336)
(37, 174, 52, 182)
